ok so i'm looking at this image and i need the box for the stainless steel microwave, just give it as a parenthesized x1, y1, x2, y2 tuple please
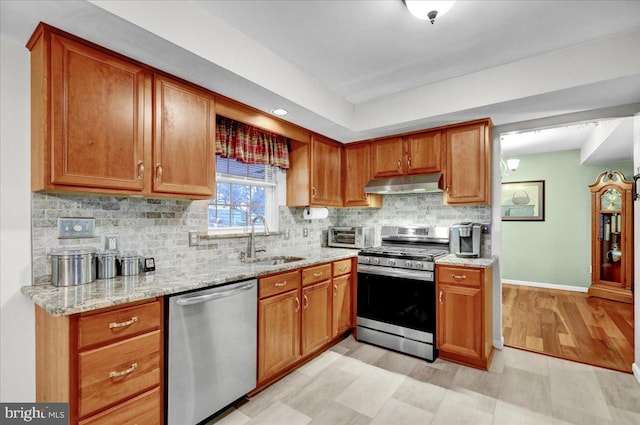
(327, 226, 373, 249)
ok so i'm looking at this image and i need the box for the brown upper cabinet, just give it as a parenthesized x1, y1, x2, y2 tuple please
(342, 143, 382, 208)
(28, 23, 215, 199)
(443, 120, 492, 205)
(153, 75, 216, 197)
(287, 134, 342, 207)
(371, 131, 442, 179)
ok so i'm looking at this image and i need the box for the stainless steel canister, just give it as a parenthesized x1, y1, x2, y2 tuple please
(49, 247, 97, 286)
(117, 252, 140, 276)
(96, 250, 118, 279)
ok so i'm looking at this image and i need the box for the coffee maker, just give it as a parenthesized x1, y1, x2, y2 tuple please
(451, 222, 484, 258)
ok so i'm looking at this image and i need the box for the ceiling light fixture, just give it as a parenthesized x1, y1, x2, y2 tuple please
(270, 108, 288, 116)
(403, 1, 456, 24)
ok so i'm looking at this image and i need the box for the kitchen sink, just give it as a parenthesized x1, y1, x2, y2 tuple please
(244, 256, 306, 266)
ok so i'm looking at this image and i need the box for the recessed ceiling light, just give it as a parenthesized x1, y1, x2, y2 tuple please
(271, 108, 288, 116)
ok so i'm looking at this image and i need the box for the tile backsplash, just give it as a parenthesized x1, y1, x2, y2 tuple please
(31, 192, 490, 284)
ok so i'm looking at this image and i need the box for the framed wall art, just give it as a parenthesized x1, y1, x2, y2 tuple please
(501, 180, 545, 221)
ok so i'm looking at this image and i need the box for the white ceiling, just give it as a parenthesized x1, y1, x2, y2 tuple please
(2, 0, 639, 162)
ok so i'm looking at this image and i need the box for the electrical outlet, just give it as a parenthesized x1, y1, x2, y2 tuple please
(105, 235, 119, 251)
(303, 228, 309, 237)
(189, 231, 200, 246)
(284, 229, 290, 240)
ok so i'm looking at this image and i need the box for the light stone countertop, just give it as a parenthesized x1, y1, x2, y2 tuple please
(435, 254, 497, 269)
(21, 248, 359, 317)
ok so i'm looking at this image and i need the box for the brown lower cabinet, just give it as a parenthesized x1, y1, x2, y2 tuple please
(35, 298, 163, 425)
(257, 259, 355, 388)
(436, 265, 493, 370)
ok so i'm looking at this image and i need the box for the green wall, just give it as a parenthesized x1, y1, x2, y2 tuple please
(502, 150, 633, 288)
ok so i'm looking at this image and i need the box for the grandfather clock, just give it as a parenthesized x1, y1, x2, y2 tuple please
(588, 171, 634, 303)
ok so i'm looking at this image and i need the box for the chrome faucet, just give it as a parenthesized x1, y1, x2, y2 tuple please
(248, 216, 270, 258)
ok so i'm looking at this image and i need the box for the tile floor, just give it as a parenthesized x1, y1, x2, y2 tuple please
(209, 336, 640, 425)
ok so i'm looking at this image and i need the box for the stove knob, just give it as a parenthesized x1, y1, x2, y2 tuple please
(388, 259, 396, 266)
(415, 262, 424, 269)
(361, 257, 370, 264)
(372, 258, 380, 265)
(405, 261, 413, 268)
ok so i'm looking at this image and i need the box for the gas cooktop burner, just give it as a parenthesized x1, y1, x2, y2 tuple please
(359, 246, 449, 261)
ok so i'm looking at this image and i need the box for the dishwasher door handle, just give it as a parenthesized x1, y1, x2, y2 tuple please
(175, 283, 255, 306)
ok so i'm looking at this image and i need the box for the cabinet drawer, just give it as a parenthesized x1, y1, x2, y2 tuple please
(79, 387, 160, 425)
(333, 259, 352, 277)
(438, 266, 482, 287)
(79, 301, 161, 349)
(260, 271, 300, 299)
(302, 263, 332, 286)
(78, 330, 161, 418)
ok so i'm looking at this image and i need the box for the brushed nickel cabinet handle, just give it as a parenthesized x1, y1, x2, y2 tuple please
(156, 163, 163, 182)
(313, 272, 323, 277)
(275, 281, 287, 287)
(109, 316, 138, 329)
(439, 291, 443, 304)
(137, 161, 144, 180)
(397, 160, 402, 170)
(452, 274, 467, 280)
(312, 186, 317, 199)
(109, 362, 137, 378)
(407, 157, 411, 169)
(334, 284, 338, 296)
(303, 294, 309, 309)
(295, 297, 300, 312)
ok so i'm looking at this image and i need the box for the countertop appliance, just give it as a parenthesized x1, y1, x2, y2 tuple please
(356, 225, 449, 361)
(166, 279, 257, 425)
(327, 226, 373, 249)
(451, 222, 484, 258)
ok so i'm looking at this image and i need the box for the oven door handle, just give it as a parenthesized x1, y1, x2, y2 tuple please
(358, 264, 434, 281)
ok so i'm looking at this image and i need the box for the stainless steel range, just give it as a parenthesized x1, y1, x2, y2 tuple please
(356, 225, 449, 361)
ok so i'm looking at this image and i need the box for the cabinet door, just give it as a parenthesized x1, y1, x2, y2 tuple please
(437, 283, 483, 361)
(258, 290, 301, 383)
(343, 143, 382, 207)
(301, 281, 332, 355)
(50, 34, 149, 191)
(332, 274, 352, 337)
(371, 137, 405, 178)
(310, 135, 342, 206)
(406, 131, 442, 175)
(444, 122, 491, 205)
(154, 75, 216, 197)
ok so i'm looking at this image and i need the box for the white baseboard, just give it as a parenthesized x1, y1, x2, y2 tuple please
(633, 363, 640, 386)
(503, 279, 589, 293)
(493, 336, 504, 350)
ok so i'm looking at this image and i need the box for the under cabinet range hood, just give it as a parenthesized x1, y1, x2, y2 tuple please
(364, 174, 443, 194)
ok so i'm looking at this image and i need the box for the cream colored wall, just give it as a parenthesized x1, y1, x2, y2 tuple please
(0, 36, 35, 401)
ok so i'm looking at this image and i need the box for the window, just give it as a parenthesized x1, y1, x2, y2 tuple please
(208, 157, 280, 234)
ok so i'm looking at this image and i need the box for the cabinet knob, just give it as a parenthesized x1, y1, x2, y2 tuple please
(156, 163, 163, 182)
(137, 161, 144, 180)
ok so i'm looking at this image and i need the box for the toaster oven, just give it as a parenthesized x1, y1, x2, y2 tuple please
(327, 226, 373, 249)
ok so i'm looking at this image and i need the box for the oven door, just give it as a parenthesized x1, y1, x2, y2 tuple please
(357, 265, 436, 335)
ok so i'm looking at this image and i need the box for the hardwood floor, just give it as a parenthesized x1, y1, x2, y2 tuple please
(502, 283, 634, 373)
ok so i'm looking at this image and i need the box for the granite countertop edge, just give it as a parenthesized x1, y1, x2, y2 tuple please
(435, 254, 497, 268)
(21, 248, 359, 317)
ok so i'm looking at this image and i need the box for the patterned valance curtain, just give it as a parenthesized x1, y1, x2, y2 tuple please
(215, 116, 290, 169)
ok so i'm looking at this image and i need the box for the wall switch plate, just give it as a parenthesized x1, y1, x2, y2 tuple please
(105, 235, 119, 251)
(303, 228, 309, 237)
(58, 217, 95, 239)
(189, 231, 200, 246)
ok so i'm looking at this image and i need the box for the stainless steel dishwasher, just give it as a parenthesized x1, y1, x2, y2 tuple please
(166, 279, 257, 425)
